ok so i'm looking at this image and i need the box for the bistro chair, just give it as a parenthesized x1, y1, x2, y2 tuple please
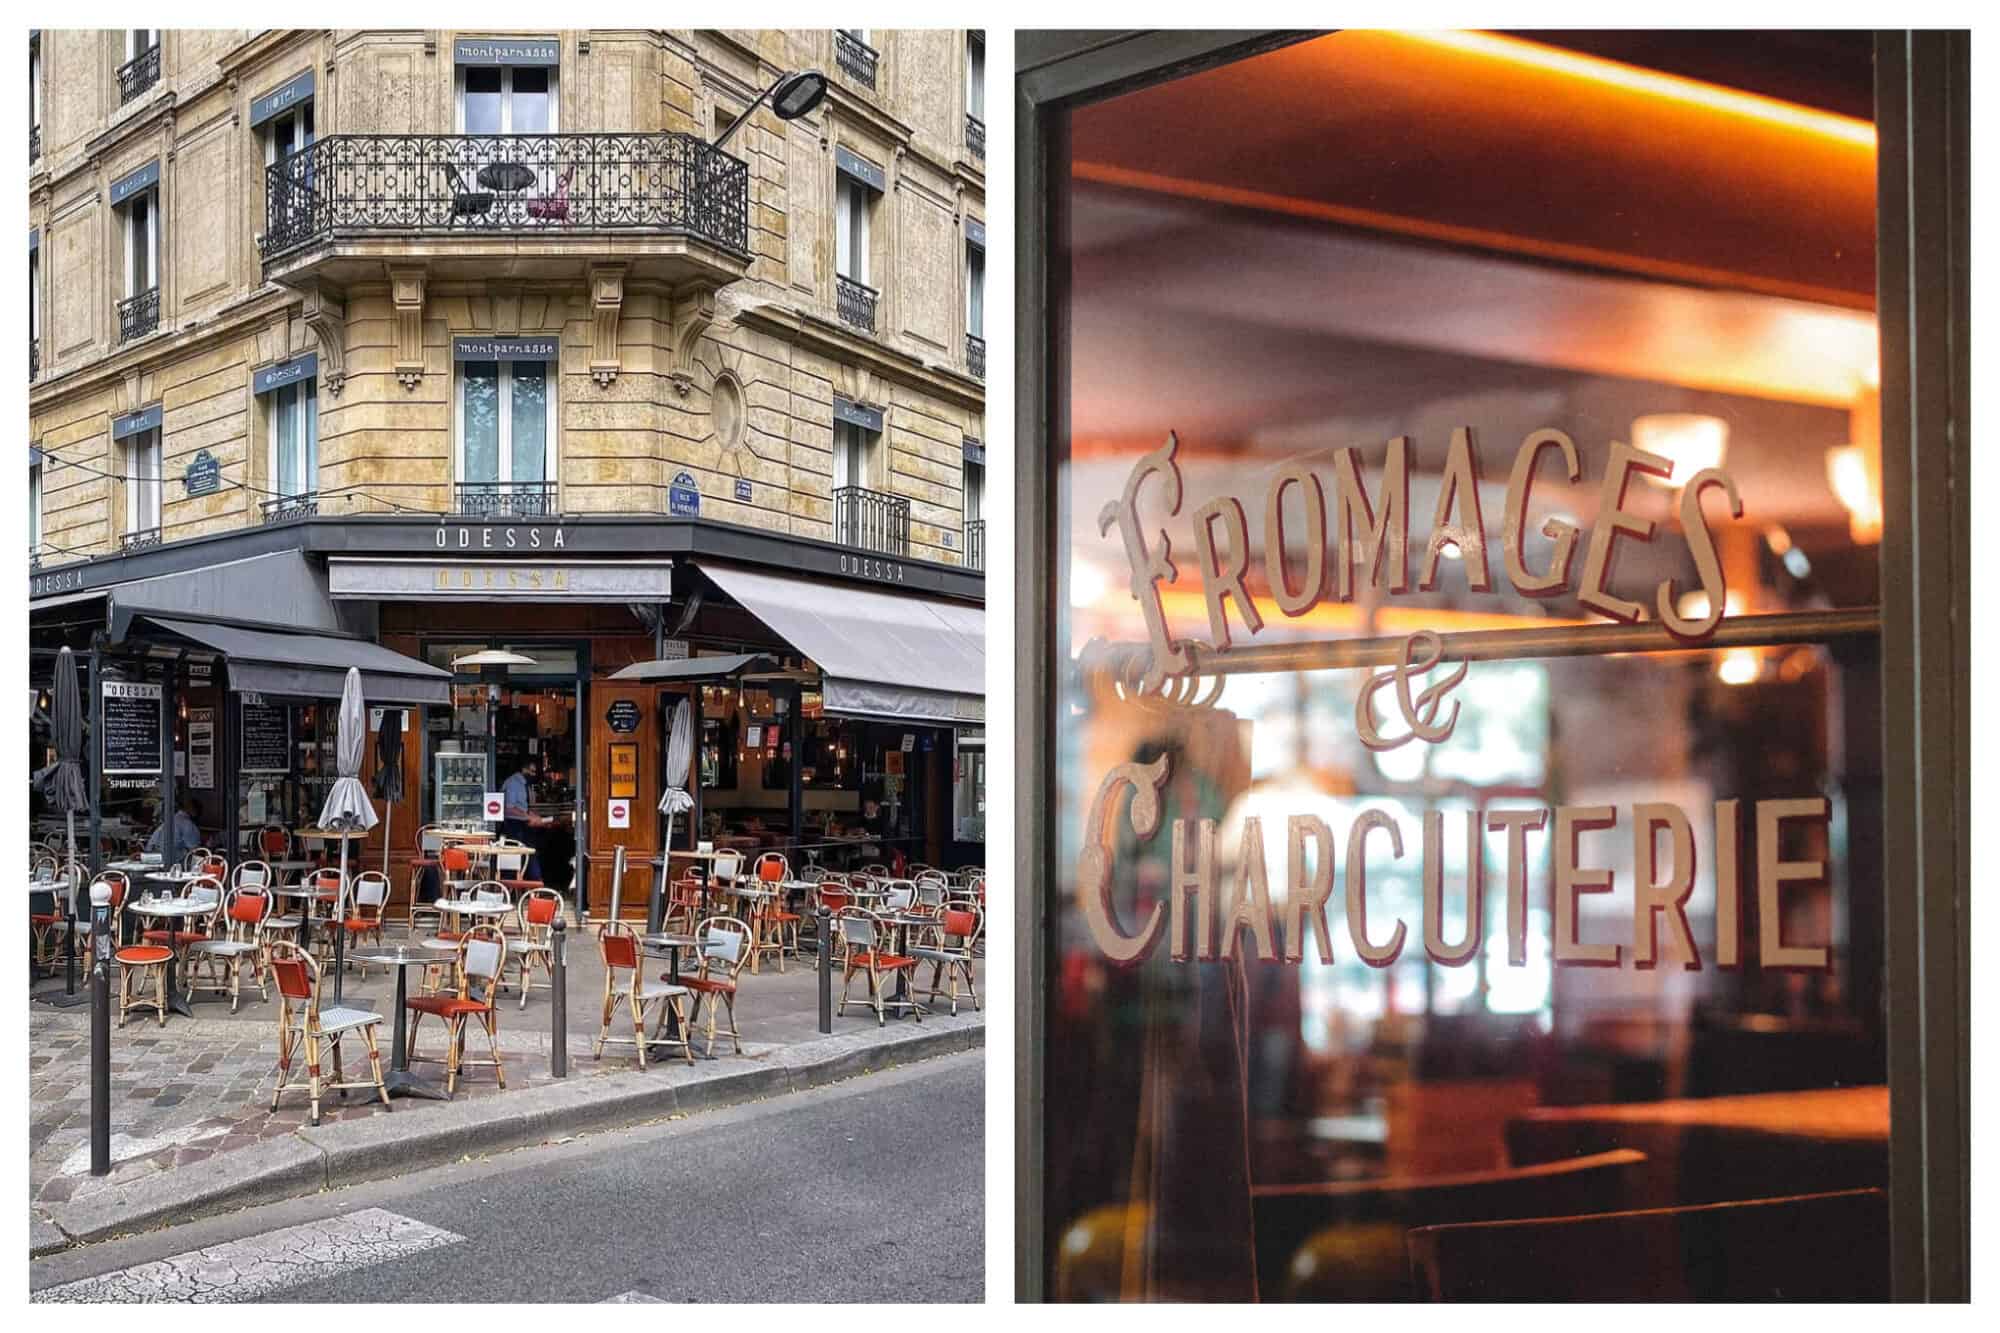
(881, 880, 917, 916)
(435, 844, 476, 905)
(141, 874, 220, 950)
(258, 826, 291, 862)
(182, 846, 215, 872)
(912, 878, 947, 916)
(406, 925, 509, 1094)
(912, 904, 982, 1016)
(593, 921, 692, 1068)
(443, 163, 495, 221)
(526, 163, 576, 223)
(510, 888, 564, 1009)
(303, 868, 344, 963)
(811, 880, 853, 964)
(233, 859, 274, 892)
(749, 854, 800, 972)
(682, 916, 751, 1057)
(835, 907, 922, 1027)
(406, 824, 448, 937)
(491, 840, 542, 898)
(335, 872, 391, 971)
(29, 861, 85, 970)
(185, 884, 273, 1011)
(710, 849, 745, 905)
(662, 875, 705, 935)
(110, 883, 174, 1028)
(267, 941, 391, 1126)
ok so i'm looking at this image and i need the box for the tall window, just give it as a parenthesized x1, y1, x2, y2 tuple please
(124, 188, 157, 301)
(270, 378, 318, 499)
(124, 428, 161, 535)
(459, 64, 555, 133)
(127, 30, 157, 59)
(29, 452, 42, 555)
(835, 175, 869, 285)
(967, 241, 985, 338)
(264, 102, 313, 165)
(29, 34, 40, 159)
(458, 360, 553, 491)
(28, 244, 38, 372)
(833, 419, 870, 491)
(966, 32, 985, 123)
(963, 458, 984, 524)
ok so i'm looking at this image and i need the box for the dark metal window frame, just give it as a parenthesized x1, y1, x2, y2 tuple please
(1015, 29, 1968, 1302)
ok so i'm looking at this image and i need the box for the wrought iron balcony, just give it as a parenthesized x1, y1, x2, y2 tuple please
(30, 338, 38, 383)
(453, 480, 558, 519)
(118, 287, 160, 344)
(964, 518, 985, 571)
(30, 123, 40, 161)
(966, 115, 984, 160)
(966, 333, 985, 380)
(833, 485, 910, 557)
(835, 31, 879, 89)
(259, 133, 751, 263)
(260, 493, 319, 524)
(118, 45, 161, 105)
(836, 274, 878, 335)
(120, 527, 162, 554)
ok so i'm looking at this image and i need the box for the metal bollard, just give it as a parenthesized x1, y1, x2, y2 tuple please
(817, 906, 832, 1034)
(550, 917, 568, 1078)
(89, 888, 112, 1177)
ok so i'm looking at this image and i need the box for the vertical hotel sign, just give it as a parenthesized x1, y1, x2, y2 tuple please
(1077, 426, 1835, 974)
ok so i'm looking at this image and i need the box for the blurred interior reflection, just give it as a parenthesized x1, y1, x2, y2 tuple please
(1046, 30, 1887, 1302)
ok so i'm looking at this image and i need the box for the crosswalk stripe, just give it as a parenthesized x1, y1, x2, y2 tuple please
(602, 1291, 668, 1303)
(33, 1208, 465, 1304)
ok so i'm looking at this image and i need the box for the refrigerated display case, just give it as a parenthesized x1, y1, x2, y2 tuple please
(434, 749, 490, 824)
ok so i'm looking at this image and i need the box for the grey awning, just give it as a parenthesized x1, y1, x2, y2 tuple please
(609, 652, 777, 682)
(138, 617, 451, 706)
(699, 563, 983, 726)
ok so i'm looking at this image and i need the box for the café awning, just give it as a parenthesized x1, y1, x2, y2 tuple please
(698, 563, 983, 726)
(609, 652, 778, 682)
(135, 616, 452, 706)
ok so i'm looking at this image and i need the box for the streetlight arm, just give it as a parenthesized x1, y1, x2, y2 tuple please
(712, 85, 774, 153)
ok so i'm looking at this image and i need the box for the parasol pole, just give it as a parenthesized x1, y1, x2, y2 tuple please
(333, 836, 350, 1003)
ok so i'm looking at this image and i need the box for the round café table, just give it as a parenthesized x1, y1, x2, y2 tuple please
(345, 945, 450, 1100)
(477, 161, 537, 193)
(880, 912, 934, 1018)
(124, 896, 214, 1017)
(274, 885, 337, 953)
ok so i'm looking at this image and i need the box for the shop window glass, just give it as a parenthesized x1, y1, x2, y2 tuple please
(1041, 31, 1887, 1303)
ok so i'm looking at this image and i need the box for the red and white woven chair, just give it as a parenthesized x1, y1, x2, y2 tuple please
(110, 881, 175, 1028)
(749, 853, 801, 972)
(682, 916, 751, 1057)
(593, 921, 693, 1068)
(406, 824, 448, 937)
(406, 925, 508, 1094)
(268, 942, 390, 1125)
(185, 884, 273, 1011)
(912, 903, 983, 1016)
(510, 888, 563, 1009)
(334, 872, 391, 973)
(835, 907, 922, 1027)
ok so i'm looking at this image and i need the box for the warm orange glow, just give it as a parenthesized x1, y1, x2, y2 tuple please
(1399, 32, 1877, 149)
(1080, 585, 1595, 641)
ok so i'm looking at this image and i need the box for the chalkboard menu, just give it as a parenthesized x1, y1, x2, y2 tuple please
(241, 699, 291, 774)
(101, 682, 163, 775)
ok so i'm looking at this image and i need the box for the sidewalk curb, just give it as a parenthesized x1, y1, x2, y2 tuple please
(38, 1016, 980, 1250)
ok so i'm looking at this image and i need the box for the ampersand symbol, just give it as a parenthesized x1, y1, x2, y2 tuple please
(1355, 631, 1469, 752)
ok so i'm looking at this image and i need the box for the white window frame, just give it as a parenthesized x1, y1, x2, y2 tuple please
(966, 33, 985, 122)
(454, 359, 558, 489)
(122, 187, 159, 301)
(454, 64, 559, 134)
(835, 174, 870, 285)
(964, 458, 984, 524)
(126, 30, 157, 60)
(29, 38, 41, 139)
(268, 378, 319, 500)
(833, 419, 873, 491)
(124, 428, 162, 535)
(967, 242, 984, 337)
(262, 102, 315, 168)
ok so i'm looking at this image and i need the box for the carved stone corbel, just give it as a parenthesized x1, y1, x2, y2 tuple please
(588, 264, 626, 387)
(301, 285, 347, 396)
(388, 266, 426, 390)
(666, 280, 720, 396)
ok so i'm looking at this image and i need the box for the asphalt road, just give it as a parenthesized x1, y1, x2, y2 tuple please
(32, 1050, 984, 1304)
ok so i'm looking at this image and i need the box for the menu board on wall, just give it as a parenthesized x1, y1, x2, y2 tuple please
(240, 699, 291, 774)
(188, 709, 215, 790)
(101, 682, 163, 775)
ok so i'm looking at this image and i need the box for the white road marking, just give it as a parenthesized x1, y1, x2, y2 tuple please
(33, 1208, 465, 1303)
(602, 1291, 667, 1303)
(59, 1124, 228, 1177)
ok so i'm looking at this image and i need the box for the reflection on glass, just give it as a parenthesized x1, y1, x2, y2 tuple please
(461, 361, 499, 483)
(511, 362, 548, 482)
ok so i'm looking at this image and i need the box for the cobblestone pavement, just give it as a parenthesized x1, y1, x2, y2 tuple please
(28, 937, 982, 1213)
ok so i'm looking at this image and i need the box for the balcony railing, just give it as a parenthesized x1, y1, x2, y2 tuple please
(833, 486, 910, 557)
(259, 133, 751, 262)
(835, 31, 879, 89)
(837, 274, 878, 335)
(30, 123, 40, 161)
(966, 115, 984, 160)
(260, 493, 319, 524)
(118, 287, 160, 344)
(118, 45, 161, 105)
(964, 518, 985, 571)
(966, 333, 985, 380)
(453, 480, 558, 519)
(120, 527, 162, 554)
(30, 338, 39, 383)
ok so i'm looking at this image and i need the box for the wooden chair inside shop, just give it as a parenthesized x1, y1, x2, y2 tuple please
(1252, 1149, 1648, 1302)
(1406, 1186, 1888, 1303)
(912, 903, 982, 1017)
(683, 916, 751, 1057)
(510, 888, 564, 1009)
(185, 884, 273, 1012)
(407, 824, 449, 937)
(834, 907, 921, 1027)
(749, 853, 800, 972)
(406, 925, 509, 1094)
(592, 921, 692, 1068)
(267, 941, 390, 1126)
(336, 872, 391, 973)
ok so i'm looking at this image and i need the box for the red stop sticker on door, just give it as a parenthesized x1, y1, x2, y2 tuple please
(482, 792, 504, 821)
(608, 799, 630, 830)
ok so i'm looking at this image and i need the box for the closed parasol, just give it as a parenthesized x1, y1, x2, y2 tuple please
(646, 697, 696, 931)
(316, 667, 379, 1001)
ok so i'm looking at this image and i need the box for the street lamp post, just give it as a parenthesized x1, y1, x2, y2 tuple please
(713, 70, 828, 152)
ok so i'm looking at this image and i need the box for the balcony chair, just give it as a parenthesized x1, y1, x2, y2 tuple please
(526, 164, 576, 222)
(444, 164, 494, 222)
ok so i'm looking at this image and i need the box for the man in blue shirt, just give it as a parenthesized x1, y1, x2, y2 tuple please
(500, 758, 547, 883)
(146, 795, 202, 863)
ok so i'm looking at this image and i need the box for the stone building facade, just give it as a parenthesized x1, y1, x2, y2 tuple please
(28, 28, 989, 571)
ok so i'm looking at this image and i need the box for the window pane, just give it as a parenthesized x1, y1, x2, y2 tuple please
(304, 378, 318, 488)
(836, 179, 854, 279)
(968, 250, 984, 335)
(129, 196, 151, 293)
(511, 66, 551, 133)
(461, 361, 500, 482)
(464, 67, 502, 134)
(509, 362, 548, 483)
(273, 385, 299, 496)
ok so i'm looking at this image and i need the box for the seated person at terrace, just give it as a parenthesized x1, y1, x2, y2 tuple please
(146, 795, 203, 862)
